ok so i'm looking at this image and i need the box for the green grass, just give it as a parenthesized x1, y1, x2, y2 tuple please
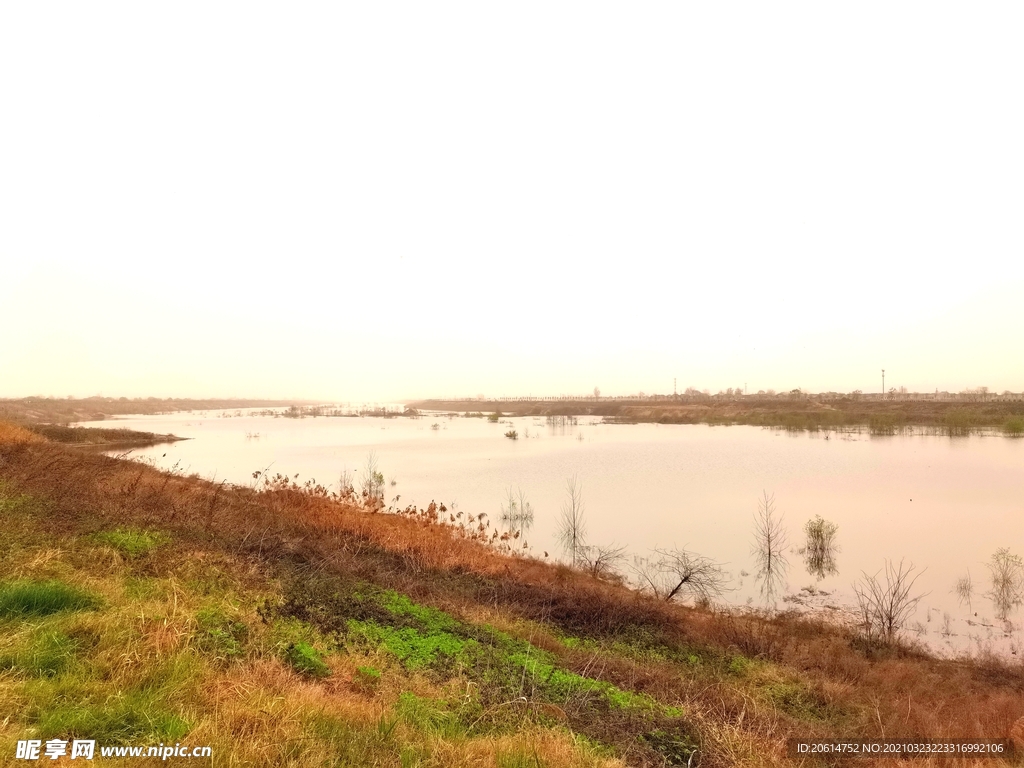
(338, 588, 683, 722)
(395, 691, 467, 739)
(196, 605, 248, 660)
(353, 665, 381, 693)
(0, 629, 80, 677)
(303, 712, 405, 766)
(94, 528, 168, 557)
(641, 729, 699, 765)
(31, 688, 191, 744)
(349, 619, 473, 671)
(284, 640, 330, 677)
(0, 579, 100, 618)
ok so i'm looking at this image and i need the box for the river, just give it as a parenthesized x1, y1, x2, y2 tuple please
(81, 407, 1024, 657)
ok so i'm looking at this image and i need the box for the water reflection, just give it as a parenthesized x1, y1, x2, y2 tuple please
(953, 571, 974, 610)
(986, 548, 1024, 621)
(545, 415, 578, 436)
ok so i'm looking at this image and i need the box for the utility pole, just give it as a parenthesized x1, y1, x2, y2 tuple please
(882, 369, 885, 395)
(674, 378, 677, 397)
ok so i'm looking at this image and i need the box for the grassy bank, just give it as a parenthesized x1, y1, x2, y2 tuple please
(413, 398, 1024, 436)
(0, 421, 1021, 766)
(23, 424, 187, 449)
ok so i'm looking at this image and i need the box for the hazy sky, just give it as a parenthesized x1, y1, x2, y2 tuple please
(3, 3, 1022, 401)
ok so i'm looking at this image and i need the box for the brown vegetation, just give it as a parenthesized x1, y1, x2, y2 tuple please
(415, 397, 1024, 434)
(1, 424, 1022, 766)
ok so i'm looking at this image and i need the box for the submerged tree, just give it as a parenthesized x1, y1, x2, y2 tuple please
(500, 486, 535, 534)
(752, 491, 789, 601)
(799, 516, 839, 580)
(556, 475, 587, 567)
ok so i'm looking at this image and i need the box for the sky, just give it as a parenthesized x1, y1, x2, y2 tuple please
(2, 3, 1022, 402)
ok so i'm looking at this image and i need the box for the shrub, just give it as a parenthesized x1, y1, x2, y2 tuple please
(943, 409, 974, 436)
(1003, 416, 1024, 437)
(853, 559, 926, 642)
(868, 415, 900, 436)
(284, 641, 330, 678)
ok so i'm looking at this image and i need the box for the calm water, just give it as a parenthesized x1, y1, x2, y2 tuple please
(82, 409, 1024, 656)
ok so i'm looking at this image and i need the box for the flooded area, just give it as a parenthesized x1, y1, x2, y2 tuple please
(82, 408, 1024, 658)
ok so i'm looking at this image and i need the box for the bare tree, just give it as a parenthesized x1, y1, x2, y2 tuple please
(556, 475, 587, 566)
(853, 559, 927, 642)
(578, 543, 628, 580)
(632, 548, 730, 604)
(752, 491, 788, 601)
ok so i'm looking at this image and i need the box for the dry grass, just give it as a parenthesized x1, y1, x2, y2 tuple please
(0, 421, 42, 446)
